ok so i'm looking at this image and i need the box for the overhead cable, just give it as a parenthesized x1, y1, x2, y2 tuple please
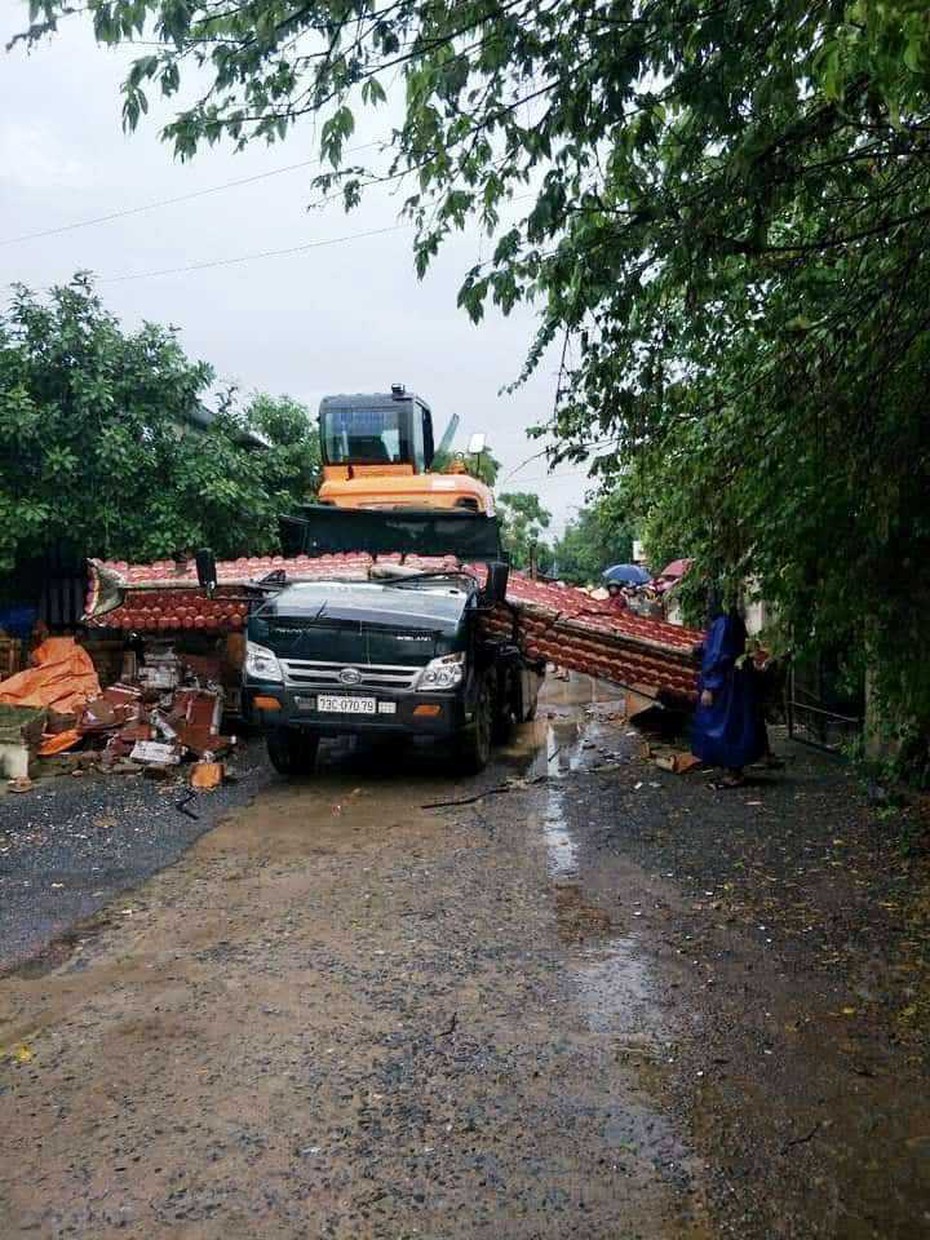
(99, 221, 411, 282)
(0, 141, 382, 248)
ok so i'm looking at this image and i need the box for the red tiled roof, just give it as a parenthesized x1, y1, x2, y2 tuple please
(85, 556, 701, 700)
(98, 553, 460, 587)
(503, 575, 701, 652)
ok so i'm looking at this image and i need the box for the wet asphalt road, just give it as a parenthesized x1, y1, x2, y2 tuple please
(1, 674, 928, 1238)
(0, 744, 270, 971)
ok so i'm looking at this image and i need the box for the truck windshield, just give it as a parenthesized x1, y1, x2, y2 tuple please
(322, 406, 412, 465)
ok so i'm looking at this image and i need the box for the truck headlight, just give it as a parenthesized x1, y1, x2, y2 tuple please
(415, 652, 464, 691)
(245, 641, 284, 683)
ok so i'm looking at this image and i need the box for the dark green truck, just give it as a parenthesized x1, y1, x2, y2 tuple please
(234, 508, 543, 776)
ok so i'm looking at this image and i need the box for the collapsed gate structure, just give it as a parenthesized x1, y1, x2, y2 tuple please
(85, 551, 701, 709)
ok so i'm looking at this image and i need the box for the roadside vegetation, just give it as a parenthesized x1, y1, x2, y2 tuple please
(0, 275, 319, 571)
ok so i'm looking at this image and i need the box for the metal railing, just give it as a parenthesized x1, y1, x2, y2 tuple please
(787, 662, 863, 752)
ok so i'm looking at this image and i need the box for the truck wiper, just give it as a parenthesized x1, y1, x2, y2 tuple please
(387, 571, 476, 590)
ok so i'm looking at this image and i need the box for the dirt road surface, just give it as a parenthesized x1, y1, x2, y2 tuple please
(1, 675, 928, 1238)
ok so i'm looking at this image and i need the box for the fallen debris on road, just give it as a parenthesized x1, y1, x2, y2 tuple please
(0, 637, 235, 786)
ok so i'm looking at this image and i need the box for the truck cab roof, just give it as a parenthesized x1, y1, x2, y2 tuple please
(253, 578, 472, 635)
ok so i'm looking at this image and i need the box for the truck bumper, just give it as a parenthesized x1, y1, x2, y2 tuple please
(243, 682, 468, 738)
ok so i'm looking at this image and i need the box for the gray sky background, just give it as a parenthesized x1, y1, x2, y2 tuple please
(1, 8, 595, 533)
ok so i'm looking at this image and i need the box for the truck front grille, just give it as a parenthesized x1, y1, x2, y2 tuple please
(280, 658, 420, 691)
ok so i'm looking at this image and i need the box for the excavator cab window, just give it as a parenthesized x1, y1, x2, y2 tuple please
(320, 394, 435, 473)
(322, 407, 411, 465)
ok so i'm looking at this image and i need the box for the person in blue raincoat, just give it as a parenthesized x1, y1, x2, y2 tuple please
(691, 607, 768, 786)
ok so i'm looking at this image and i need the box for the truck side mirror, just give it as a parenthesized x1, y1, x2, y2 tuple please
(484, 561, 509, 605)
(195, 548, 217, 595)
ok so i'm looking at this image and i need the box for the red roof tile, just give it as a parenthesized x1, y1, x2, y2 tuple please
(85, 556, 700, 699)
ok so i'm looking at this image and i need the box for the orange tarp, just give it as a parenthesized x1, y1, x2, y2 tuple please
(0, 637, 101, 715)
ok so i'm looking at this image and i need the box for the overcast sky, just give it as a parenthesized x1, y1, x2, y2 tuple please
(1, 9, 594, 533)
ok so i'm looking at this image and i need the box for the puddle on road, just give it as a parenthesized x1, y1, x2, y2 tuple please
(523, 678, 691, 1199)
(542, 724, 583, 879)
(519, 674, 629, 881)
(524, 675, 669, 1047)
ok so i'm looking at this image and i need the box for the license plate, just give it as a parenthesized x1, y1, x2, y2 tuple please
(316, 694, 377, 715)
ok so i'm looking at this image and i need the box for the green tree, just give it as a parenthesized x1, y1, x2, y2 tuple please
(468, 445, 501, 489)
(0, 275, 318, 571)
(19, 1, 930, 738)
(554, 491, 635, 586)
(244, 390, 321, 511)
(497, 491, 551, 572)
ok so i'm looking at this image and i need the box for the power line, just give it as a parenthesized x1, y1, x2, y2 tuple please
(94, 185, 539, 282)
(0, 141, 383, 248)
(98, 220, 412, 282)
(501, 434, 619, 484)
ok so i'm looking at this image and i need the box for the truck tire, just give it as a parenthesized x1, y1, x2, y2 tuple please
(266, 726, 320, 776)
(454, 675, 492, 775)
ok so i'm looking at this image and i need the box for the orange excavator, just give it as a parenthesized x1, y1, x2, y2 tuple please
(318, 385, 495, 515)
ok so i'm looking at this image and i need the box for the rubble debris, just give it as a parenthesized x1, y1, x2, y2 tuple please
(190, 759, 224, 790)
(179, 652, 223, 683)
(654, 752, 702, 774)
(36, 730, 82, 757)
(129, 740, 181, 766)
(79, 684, 142, 733)
(167, 686, 227, 756)
(6, 636, 239, 783)
(151, 711, 179, 741)
(106, 760, 142, 776)
(138, 658, 179, 690)
(46, 708, 78, 734)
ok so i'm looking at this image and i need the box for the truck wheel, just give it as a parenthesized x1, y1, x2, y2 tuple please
(266, 727, 319, 776)
(455, 676, 492, 775)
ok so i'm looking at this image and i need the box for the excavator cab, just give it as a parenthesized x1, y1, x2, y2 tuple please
(318, 386, 494, 515)
(320, 386, 434, 475)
